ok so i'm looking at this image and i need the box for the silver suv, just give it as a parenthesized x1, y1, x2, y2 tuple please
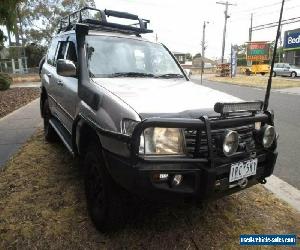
(273, 63, 300, 78)
(40, 7, 278, 231)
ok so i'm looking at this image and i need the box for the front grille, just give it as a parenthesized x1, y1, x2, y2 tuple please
(184, 124, 256, 158)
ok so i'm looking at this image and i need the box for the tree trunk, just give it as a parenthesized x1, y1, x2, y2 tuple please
(6, 25, 12, 46)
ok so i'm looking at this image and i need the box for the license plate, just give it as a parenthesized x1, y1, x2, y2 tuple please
(229, 158, 258, 183)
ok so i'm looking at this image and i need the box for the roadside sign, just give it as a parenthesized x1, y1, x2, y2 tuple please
(284, 30, 300, 51)
(246, 42, 270, 61)
(231, 45, 237, 77)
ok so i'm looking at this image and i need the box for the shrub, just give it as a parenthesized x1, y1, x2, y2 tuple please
(0, 73, 12, 91)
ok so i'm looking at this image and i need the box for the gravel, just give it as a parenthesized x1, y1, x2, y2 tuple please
(0, 88, 40, 119)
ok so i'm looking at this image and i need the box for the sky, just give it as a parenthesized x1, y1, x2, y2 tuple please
(94, 0, 300, 60)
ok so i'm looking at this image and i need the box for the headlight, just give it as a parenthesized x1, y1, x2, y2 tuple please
(262, 125, 276, 148)
(139, 127, 185, 155)
(223, 130, 239, 156)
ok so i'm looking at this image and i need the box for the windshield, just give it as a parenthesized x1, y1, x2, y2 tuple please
(86, 35, 184, 78)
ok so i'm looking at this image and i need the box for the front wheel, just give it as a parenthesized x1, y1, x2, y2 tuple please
(272, 71, 276, 77)
(84, 144, 124, 232)
(291, 71, 297, 78)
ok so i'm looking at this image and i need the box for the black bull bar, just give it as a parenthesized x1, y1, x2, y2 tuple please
(130, 112, 273, 166)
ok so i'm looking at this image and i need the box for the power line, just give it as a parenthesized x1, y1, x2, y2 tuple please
(252, 16, 300, 30)
(229, 4, 300, 24)
(231, 0, 294, 15)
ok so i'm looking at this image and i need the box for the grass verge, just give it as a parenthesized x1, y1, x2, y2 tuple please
(0, 131, 299, 249)
(205, 75, 300, 89)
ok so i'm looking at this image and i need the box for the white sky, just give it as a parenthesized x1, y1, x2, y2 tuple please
(95, 0, 300, 60)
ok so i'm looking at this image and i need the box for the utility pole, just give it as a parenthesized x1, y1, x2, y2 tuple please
(216, 1, 236, 63)
(249, 13, 253, 42)
(200, 21, 209, 84)
(248, 13, 253, 67)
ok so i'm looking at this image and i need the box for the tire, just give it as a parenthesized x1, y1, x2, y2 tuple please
(261, 72, 265, 76)
(42, 99, 58, 142)
(272, 71, 276, 77)
(291, 71, 297, 78)
(84, 143, 124, 232)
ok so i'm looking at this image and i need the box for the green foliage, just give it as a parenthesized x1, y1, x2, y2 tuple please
(0, 30, 6, 50)
(0, 0, 20, 31)
(0, 0, 23, 46)
(25, 43, 47, 67)
(0, 73, 12, 91)
(193, 53, 202, 59)
(20, 0, 96, 44)
(186, 53, 192, 61)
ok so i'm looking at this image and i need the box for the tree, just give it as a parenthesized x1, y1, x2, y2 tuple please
(185, 53, 192, 61)
(234, 44, 247, 66)
(19, 0, 96, 44)
(193, 53, 202, 59)
(0, 0, 22, 47)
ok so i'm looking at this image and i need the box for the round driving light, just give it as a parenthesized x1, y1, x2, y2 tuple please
(223, 130, 239, 156)
(172, 174, 183, 186)
(262, 125, 276, 148)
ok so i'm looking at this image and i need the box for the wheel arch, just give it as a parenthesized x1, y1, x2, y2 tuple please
(73, 116, 103, 158)
(40, 86, 48, 118)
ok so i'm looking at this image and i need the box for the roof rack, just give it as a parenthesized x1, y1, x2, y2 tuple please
(58, 6, 153, 35)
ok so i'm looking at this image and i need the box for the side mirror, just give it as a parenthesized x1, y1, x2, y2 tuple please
(57, 59, 77, 77)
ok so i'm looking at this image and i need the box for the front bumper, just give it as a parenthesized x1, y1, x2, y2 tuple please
(102, 111, 278, 202)
(103, 149, 278, 202)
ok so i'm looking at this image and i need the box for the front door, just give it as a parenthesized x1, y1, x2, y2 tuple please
(54, 38, 78, 133)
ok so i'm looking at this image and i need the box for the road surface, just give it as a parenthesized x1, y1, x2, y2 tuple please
(192, 78, 300, 190)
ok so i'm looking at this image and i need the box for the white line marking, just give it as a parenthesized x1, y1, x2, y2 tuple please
(264, 175, 300, 213)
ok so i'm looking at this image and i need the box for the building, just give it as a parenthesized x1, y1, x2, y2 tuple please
(173, 52, 186, 64)
(283, 28, 300, 66)
(192, 54, 217, 68)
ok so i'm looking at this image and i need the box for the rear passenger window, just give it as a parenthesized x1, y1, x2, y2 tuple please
(47, 38, 59, 66)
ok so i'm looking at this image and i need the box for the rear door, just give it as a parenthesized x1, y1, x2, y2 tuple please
(54, 36, 78, 133)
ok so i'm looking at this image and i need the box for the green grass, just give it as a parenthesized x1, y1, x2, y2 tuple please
(0, 131, 299, 249)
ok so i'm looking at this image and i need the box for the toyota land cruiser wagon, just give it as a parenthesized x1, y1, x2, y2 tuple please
(40, 7, 278, 231)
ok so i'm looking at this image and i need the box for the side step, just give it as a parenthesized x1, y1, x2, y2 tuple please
(49, 118, 74, 155)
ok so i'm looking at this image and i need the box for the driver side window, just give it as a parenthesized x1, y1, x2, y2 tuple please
(56, 41, 77, 64)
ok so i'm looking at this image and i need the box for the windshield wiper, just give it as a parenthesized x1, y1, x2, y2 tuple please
(155, 73, 184, 79)
(109, 72, 155, 78)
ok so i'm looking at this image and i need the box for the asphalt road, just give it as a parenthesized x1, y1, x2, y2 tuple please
(192, 78, 300, 190)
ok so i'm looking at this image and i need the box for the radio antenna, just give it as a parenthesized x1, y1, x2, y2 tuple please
(263, 0, 285, 110)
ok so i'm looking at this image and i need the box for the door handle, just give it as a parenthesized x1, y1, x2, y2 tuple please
(57, 80, 64, 86)
(47, 73, 52, 78)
